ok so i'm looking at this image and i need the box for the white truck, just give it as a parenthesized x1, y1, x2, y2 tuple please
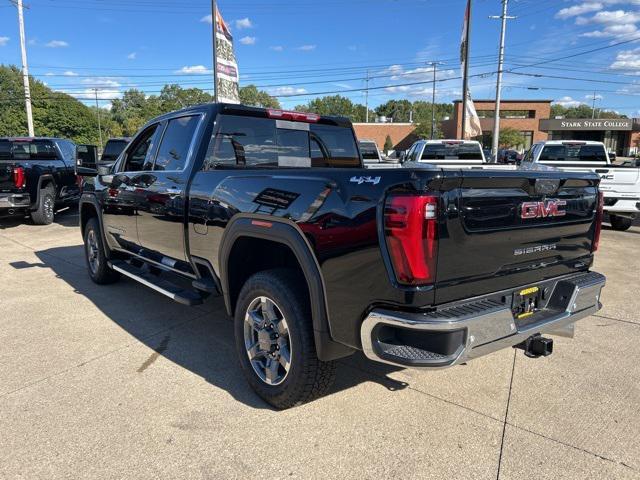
(521, 140, 640, 231)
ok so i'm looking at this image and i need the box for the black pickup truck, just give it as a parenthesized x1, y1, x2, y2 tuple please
(79, 104, 606, 409)
(0, 137, 81, 224)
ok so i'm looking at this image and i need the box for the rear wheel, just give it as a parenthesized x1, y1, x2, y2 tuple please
(234, 269, 336, 409)
(30, 185, 55, 225)
(610, 214, 633, 231)
(83, 217, 120, 284)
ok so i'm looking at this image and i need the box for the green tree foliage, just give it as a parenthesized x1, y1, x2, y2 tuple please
(550, 103, 626, 119)
(383, 134, 393, 152)
(0, 65, 101, 144)
(239, 85, 280, 108)
(498, 127, 524, 148)
(294, 95, 373, 122)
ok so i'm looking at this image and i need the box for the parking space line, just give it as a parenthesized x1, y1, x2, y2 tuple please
(496, 349, 517, 480)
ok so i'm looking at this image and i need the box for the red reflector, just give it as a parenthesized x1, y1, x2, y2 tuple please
(384, 195, 438, 285)
(267, 109, 320, 123)
(592, 191, 603, 253)
(12, 166, 26, 189)
(251, 220, 273, 228)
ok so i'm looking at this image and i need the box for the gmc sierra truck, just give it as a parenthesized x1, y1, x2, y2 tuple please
(0, 137, 81, 224)
(522, 140, 640, 231)
(79, 103, 606, 409)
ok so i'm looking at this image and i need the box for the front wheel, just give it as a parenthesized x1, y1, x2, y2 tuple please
(609, 214, 633, 231)
(83, 217, 120, 284)
(234, 269, 336, 409)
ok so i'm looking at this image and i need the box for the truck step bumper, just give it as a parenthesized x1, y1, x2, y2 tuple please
(360, 271, 606, 369)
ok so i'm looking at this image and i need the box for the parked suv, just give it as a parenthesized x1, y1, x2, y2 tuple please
(0, 137, 81, 224)
(79, 104, 605, 408)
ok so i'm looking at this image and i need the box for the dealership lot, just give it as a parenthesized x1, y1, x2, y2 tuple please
(0, 211, 638, 480)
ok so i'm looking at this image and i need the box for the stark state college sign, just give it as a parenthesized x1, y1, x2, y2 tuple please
(539, 118, 634, 131)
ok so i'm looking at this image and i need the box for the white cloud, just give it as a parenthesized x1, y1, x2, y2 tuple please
(556, 2, 603, 19)
(200, 14, 213, 24)
(297, 44, 316, 51)
(585, 93, 604, 100)
(332, 83, 353, 89)
(239, 36, 256, 45)
(45, 40, 69, 48)
(0, 36, 9, 47)
(63, 70, 78, 77)
(610, 47, 640, 71)
(127, 52, 137, 60)
(553, 96, 583, 107)
(268, 86, 307, 96)
(59, 77, 123, 104)
(175, 65, 212, 74)
(576, 9, 640, 26)
(581, 23, 638, 37)
(235, 17, 252, 29)
(270, 45, 284, 52)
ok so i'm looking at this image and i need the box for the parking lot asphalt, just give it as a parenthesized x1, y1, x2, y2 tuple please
(0, 209, 638, 480)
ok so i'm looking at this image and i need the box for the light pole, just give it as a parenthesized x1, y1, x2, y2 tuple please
(490, 0, 516, 161)
(14, 0, 34, 136)
(94, 89, 103, 151)
(591, 92, 600, 119)
(211, 0, 219, 103)
(428, 62, 443, 139)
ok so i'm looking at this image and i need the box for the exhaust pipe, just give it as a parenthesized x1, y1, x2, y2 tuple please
(515, 334, 553, 358)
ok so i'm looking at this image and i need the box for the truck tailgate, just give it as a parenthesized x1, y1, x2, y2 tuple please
(435, 170, 599, 305)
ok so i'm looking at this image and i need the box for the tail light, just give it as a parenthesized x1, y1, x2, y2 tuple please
(384, 195, 438, 285)
(592, 191, 604, 253)
(267, 109, 320, 123)
(12, 167, 26, 189)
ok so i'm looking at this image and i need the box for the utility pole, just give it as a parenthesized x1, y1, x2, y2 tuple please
(93, 89, 103, 151)
(591, 91, 598, 119)
(14, 0, 34, 136)
(490, 0, 516, 161)
(211, 0, 219, 103)
(460, 0, 472, 140)
(428, 62, 443, 139)
(364, 70, 370, 123)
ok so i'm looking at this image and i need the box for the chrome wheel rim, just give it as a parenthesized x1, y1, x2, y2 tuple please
(44, 196, 54, 220)
(86, 229, 99, 274)
(243, 296, 292, 386)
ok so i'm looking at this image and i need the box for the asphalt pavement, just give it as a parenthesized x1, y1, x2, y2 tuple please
(0, 209, 638, 479)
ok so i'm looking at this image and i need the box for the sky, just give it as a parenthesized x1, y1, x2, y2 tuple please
(1, 0, 640, 116)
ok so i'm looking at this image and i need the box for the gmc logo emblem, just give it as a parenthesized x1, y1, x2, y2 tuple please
(520, 199, 567, 219)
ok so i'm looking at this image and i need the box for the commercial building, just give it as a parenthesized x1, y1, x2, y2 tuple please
(352, 123, 418, 152)
(441, 99, 552, 151)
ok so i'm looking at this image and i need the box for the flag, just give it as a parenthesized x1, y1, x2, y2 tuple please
(460, 0, 470, 76)
(464, 92, 483, 139)
(214, 7, 240, 104)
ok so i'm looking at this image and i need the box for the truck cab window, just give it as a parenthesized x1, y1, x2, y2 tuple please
(154, 115, 200, 171)
(122, 125, 159, 172)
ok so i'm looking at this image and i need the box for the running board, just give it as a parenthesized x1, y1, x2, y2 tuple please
(109, 260, 203, 306)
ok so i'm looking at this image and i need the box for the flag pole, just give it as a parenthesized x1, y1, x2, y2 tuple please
(211, 0, 219, 103)
(460, 0, 472, 139)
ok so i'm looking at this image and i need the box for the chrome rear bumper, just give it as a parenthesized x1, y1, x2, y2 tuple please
(360, 271, 606, 369)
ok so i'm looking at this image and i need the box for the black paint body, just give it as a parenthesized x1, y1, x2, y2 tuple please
(81, 104, 601, 353)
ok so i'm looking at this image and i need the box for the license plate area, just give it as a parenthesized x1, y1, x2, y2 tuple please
(512, 286, 541, 320)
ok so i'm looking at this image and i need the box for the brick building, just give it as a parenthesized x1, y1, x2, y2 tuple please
(352, 123, 418, 152)
(441, 99, 552, 151)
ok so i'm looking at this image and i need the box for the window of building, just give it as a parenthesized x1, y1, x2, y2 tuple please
(475, 110, 536, 119)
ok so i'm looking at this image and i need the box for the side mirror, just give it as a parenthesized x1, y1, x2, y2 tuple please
(97, 164, 112, 176)
(75, 144, 98, 176)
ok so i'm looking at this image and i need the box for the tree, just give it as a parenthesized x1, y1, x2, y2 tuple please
(375, 100, 413, 122)
(498, 127, 523, 149)
(550, 103, 626, 119)
(294, 95, 369, 122)
(239, 85, 280, 108)
(383, 135, 393, 152)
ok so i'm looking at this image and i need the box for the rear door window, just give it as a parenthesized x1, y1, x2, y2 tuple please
(154, 115, 201, 171)
(204, 114, 360, 169)
(539, 144, 607, 162)
(9, 140, 59, 160)
(421, 142, 483, 160)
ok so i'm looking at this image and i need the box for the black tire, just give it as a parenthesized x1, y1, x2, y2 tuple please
(30, 184, 55, 225)
(83, 217, 120, 284)
(610, 215, 633, 231)
(234, 269, 336, 409)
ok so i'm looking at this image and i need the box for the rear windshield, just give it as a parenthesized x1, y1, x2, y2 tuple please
(359, 142, 380, 160)
(539, 144, 607, 162)
(421, 143, 483, 160)
(203, 115, 361, 169)
(0, 140, 59, 160)
(102, 140, 129, 161)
